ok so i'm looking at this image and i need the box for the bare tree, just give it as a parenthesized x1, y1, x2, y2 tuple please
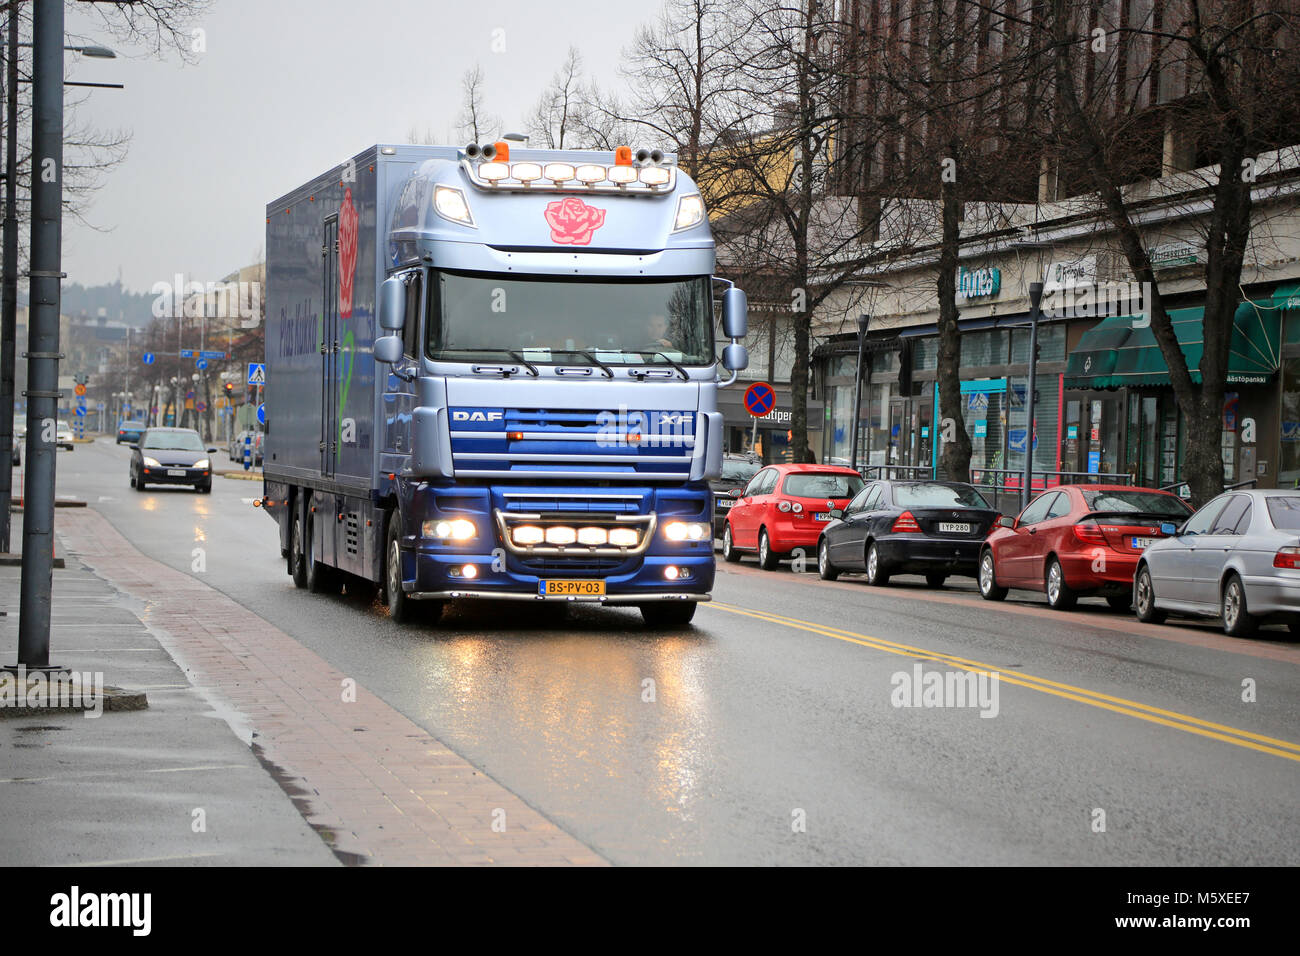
(456, 64, 500, 144)
(1037, 0, 1300, 505)
(526, 46, 586, 148)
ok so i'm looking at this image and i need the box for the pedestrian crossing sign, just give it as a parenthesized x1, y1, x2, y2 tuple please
(247, 363, 266, 386)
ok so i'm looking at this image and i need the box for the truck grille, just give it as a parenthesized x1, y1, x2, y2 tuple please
(450, 407, 696, 481)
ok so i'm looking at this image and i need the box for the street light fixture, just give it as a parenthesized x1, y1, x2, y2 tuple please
(849, 314, 870, 475)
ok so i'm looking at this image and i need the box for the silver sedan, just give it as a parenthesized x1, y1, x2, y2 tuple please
(1133, 488, 1300, 636)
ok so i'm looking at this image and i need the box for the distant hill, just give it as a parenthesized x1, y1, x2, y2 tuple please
(58, 279, 156, 328)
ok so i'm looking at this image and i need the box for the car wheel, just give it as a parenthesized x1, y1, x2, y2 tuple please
(1288, 616, 1300, 638)
(722, 523, 741, 563)
(383, 515, 414, 623)
(129, 470, 136, 489)
(1045, 557, 1077, 610)
(925, 573, 947, 588)
(757, 528, 780, 571)
(1134, 566, 1166, 623)
(133, 472, 145, 492)
(864, 542, 890, 587)
(640, 602, 697, 627)
(1105, 593, 1131, 612)
(1221, 574, 1257, 637)
(197, 482, 212, 494)
(978, 549, 1007, 600)
(290, 508, 307, 589)
(818, 538, 839, 581)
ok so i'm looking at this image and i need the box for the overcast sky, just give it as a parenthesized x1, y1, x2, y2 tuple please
(61, 0, 649, 293)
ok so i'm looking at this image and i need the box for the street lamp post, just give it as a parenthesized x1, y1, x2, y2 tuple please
(849, 314, 870, 474)
(1022, 282, 1044, 511)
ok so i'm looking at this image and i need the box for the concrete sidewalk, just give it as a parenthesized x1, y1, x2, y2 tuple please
(0, 524, 338, 866)
(1, 508, 604, 866)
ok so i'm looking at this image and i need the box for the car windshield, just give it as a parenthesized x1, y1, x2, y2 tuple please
(429, 270, 715, 366)
(1266, 496, 1300, 530)
(782, 473, 864, 499)
(1081, 489, 1190, 517)
(721, 459, 761, 482)
(142, 431, 204, 452)
(894, 482, 991, 508)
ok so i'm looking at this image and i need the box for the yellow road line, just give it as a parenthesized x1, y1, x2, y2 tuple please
(708, 601, 1300, 764)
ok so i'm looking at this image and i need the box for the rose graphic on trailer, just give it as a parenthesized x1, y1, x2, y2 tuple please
(338, 188, 359, 319)
(544, 197, 606, 245)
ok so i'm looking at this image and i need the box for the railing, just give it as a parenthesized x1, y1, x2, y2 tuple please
(1159, 477, 1259, 496)
(854, 463, 1134, 514)
(859, 464, 934, 481)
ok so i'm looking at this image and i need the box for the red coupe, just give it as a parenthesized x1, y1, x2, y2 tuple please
(977, 484, 1192, 610)
(722, 463, 864, 570)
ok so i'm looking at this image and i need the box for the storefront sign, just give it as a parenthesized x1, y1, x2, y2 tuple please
(1149, 241, 1200, 270)
(1044, 257, 1097, 291)
(973, 420, 988, 438)
(1088, 450, 1101, 474)
(956, 266, 1001, 300)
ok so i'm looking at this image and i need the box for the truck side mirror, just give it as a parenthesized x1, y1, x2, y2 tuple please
(722, 343, 748, 371)
(722, 287, 747, 340)
(375, 335, 403, 364)
(379, 276, 406, 332)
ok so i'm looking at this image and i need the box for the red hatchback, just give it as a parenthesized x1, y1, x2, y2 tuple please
(978, 484, 1192, 610)
(722, 464, 864, 570)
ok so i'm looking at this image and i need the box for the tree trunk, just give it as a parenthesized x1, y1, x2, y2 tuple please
(936, 183, 971, 482)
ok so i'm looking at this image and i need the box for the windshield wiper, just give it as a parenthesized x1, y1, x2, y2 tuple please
(628, 350, 689, 381)
(440, 347, 539, 376)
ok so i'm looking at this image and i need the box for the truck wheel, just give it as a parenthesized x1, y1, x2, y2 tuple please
(641, 602, 697, 627)
(384, 516, 415, 623)
(306, 512, 338, 594)
(290, 507, 307, 589)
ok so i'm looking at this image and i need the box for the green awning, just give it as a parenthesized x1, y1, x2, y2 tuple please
(1064, 302, 1280, 388)
(1272, 282, 1300, 311)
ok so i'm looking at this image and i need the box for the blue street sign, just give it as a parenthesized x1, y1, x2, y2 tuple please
(141, 352, 155, 365)
(256, 403, 265, 425)
(180, 349, 195, 358)
(196, 358, 208, 370)
(74, 406, 85, 417)
(200, 350, 227, 360)
(247, 363, 266, 386)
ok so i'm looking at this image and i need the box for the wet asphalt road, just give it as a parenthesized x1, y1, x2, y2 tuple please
(37, 438, 1300, 865)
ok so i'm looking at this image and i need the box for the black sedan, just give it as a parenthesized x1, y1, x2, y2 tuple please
(709, 454, 762, 538)
(816, 480, 1000, 587)
(130, 427, 216, 493)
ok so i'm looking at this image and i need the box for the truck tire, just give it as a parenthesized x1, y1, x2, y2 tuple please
(641, 602, 697, 627)
(290, 505, 307, 589)
(384, 514, 415, 623)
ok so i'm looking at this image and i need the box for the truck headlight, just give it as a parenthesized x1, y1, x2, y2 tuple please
(433, 185, 474, 225)
(664, 521, 707, 542)
(608, 528, 639, 547)
(511, 525, 545, 546)
(424, 517, 477, 540)
(673, 194, 704, 231)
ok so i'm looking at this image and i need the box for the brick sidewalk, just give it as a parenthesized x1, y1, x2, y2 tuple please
(56, 507, 606, 866)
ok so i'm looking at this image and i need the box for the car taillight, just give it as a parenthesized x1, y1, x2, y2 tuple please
(1073, 522, 1106, 542)
(892, 511, 921, 533)
(1274, 547, 1300, 569)
(777, 500, 804, 513)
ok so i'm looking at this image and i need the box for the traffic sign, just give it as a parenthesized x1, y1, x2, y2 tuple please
(74, 406, 85, 417)
(180, 349, 195, 359)
(142, 352, 155, 365)
(744, 381, 776, 418)
(96, 402, 104, 410)
(196, 358, 208, 370)
(186, 390, 195, 400)
(73, 383, 86, 397)
(200, 350, 227, 360)
(196, 401, 207, 413)
(247, 363, 266, 386)
(256, 403, 266, 425)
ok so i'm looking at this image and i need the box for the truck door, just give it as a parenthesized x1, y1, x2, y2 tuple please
(322, 215, 339, 478)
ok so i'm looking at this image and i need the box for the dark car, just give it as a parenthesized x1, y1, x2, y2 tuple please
(817, 480, 1001, 587)
(709, 454, 762, 538)
(116, 420, 146, 445)
(130, 427, 216, 493)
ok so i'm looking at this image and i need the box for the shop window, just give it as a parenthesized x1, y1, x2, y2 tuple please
(1011, 322, 1066, 363)
(960, 329, 1008, 367)
(1280, 357, 1300, 487)
(912, 337, 938, 370)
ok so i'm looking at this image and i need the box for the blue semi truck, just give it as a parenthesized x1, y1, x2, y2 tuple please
(261, 141, 748, 626)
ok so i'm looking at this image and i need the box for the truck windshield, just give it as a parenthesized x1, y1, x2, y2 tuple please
(428, 271, 715, 366)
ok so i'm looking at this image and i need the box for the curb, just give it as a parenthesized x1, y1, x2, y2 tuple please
(220, 471, 263, 481)
(0, 677, 148, 716)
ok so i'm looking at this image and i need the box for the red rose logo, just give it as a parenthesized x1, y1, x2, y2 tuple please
(544, 197, 606, 246)
(338, 187, 359, 319)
